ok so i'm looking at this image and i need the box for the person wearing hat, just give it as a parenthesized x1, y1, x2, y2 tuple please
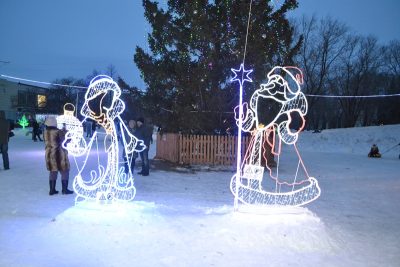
(134, 117, 153, 176)
(44, 116, 73, 195)
(0, 110, 10, 170)
(368, 144, 381, 158)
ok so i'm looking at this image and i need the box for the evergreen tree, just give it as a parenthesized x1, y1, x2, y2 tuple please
(134, 0, 302, 134)
(118, 77, 145, 121)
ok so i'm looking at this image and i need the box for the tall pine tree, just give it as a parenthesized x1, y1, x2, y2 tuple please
(134, 0, 301, 134)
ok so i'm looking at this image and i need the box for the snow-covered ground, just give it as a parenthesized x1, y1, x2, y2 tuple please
(0, 125, 399, 267)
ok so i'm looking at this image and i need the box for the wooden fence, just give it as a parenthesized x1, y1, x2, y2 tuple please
(155, 133, 180, 163)
(155, 133, 250, 166)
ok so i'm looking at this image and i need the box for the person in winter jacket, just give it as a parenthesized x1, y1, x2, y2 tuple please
(0, 110, 10, 170)
(368, 144, 381, 158)
(134, 117, 153, 176)
(123, 119, 138, 174)
(31, 118, 43, 142)
(85, 119, 93, 138)
(44, 117, 73, 195)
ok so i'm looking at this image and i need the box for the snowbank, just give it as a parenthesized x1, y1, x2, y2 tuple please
(299, 124, 400, 156)
(0, 125, 399, 266)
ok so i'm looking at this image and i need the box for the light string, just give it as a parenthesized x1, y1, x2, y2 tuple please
(1, 74, 86, 89)
(306, 93, 400, 98)
(242, 0, 253, 66)
(2, 73, 398, 98)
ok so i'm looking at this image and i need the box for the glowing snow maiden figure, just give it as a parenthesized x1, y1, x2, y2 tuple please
(231, 66, 320, 207)
(64, 75, 145, 203)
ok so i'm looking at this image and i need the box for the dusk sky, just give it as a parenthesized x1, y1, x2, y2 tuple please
(0, 0, 399, 89)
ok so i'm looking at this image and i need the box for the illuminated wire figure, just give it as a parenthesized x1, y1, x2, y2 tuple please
(64, 75, 145, 203)
(57, 103, 87, 156)
(231, 66, 321, 207)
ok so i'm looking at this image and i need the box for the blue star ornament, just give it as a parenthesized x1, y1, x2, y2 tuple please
(231, 64, 253, 87)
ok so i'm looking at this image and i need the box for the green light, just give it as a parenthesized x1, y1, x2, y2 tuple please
(18, 115, 29, 129)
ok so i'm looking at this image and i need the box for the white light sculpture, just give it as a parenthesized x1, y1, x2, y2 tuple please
(63, 75, 146, 203)
(231, 66, 321, 207)
(57, 103, 87, 156)
(231, 64, 253, 210)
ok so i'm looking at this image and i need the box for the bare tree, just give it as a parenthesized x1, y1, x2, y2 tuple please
(106, 64, 118, 80)
(48, 77, 80, 114)
(295, 16, 349, 129)
(383, 40, 400, 76)
(333, 36, 383, 127)
(376, 40, 400, 124)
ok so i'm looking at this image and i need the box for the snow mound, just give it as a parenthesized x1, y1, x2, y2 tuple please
(298, 124, 400, 156)
(49, 201, 336, 259)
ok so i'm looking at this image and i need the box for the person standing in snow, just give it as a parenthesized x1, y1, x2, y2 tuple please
(123, 119, 138, 174)
(39, 121, 45, 141)
(0, 110, 10, 170)
(31, 118, 43, 142)
(85, 119, 93, 138)
(44, 117, 73, 195)
(134, 117, 153, 176)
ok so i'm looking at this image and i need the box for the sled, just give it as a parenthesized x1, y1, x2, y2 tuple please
(230, 173, 321, 207)
(368, 153, 381, 158)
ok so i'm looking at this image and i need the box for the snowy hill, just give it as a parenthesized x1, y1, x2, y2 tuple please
(299, 124, 400, 156)
(0, 125, 399, 267)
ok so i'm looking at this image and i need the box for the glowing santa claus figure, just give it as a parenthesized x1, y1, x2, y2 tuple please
(231, 66, 320, 207)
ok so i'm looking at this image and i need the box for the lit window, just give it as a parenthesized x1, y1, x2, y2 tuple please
(37, 95, 47, 108)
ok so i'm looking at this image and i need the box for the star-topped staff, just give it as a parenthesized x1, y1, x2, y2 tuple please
(231, 63, 253, 87)
(231, 63, 253, 210)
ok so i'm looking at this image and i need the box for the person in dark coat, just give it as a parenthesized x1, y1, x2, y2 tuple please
(0, 110, 10, 170)
(85, 119, 93, 138)
(44, 117, 73, 195)
(123, 119, 138, 174)
(134, 117, 153, 176)
(32, 118, 43, 142)
(368, 144, 381, 158)
(39, 122, 45, 140)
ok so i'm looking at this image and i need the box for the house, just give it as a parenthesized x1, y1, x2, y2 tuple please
(0, 78, 50, 121)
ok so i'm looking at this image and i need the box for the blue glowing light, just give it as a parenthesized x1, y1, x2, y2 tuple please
(231, 63, 253, 87)
(231, 64, 253, 211)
